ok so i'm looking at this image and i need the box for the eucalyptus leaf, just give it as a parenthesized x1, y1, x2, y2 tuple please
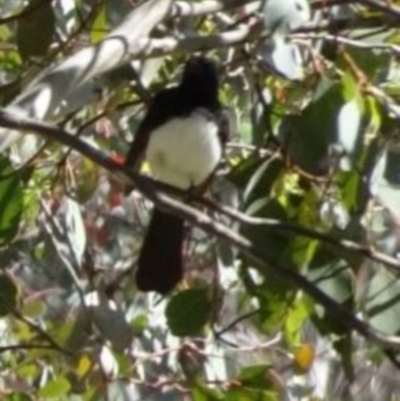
(166, 289, 211, 337)
(16, 0, 55, 60)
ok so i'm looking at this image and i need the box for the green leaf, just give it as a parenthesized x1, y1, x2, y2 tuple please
(166, 289, 211, 337)
(285, 297, 313, 345)
(229, 158, 284, 205)
(250, 101, 272, 146)
(38, 376, 71, 398)
(0, 25, 22, 81)
(193, 384, 223, 401)
(333, 334, 354, 382)
(0, 156, 23, 244)
(16, 363, 39, 379)
(257, 285, 293, 334)
(308, 253, 352, 304)
(338, 171, 361, 211)
(241, 199, 292, 270)
(341, 73, 362, 107)
(238, 365, 272, 389)
(16, 0, 55, 61)
(75, 158, 100, 203)
(90, 6, 107, 44)
(130, 314, 149, 334)
(0, 79, 22, 106)
(308, 253, 353, 335)
(5, 394, 32, 401)
(365, 267, 400, 335)
(281, 79, 343, 175)
(224, 388, 277, 401)
(0, 273, 18, 316)
(342, 47, 391, 84)
(21, 299, 46, 318)
(384, 148, 400, 185)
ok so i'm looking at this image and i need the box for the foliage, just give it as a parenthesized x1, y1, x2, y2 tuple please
(0, 0, 400, 400)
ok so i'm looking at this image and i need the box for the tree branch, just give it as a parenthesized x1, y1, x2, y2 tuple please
(169, 0, 259, 18)
(0, 0, 174, 151)
(199, 198, 400, 271)
(1, 109, 400, 352)
(13, 310, 72, 355)
(0, 0, 390, 156)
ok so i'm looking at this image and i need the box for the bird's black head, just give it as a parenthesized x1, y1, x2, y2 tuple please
(179, 57, 219, 107)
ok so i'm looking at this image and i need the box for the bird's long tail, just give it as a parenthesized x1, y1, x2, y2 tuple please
(136, 209, 184, 294)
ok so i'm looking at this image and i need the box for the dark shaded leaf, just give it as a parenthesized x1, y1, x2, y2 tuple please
(280, 79, 343, 175)
(0, 156, 23, 244)
(166, 288, 211, 337)
(0, 273, 18, 316)
(384, 148, 400, 185)
(343, 47, 391, 84)
(16, 0, 55, 60)
(224, 387, 277, 401)
(229, 157, 284, 205)
(241, 199, 292, 267)
(5, 394, 33, 401)
(238, 365, 272, 388)
(308, 251, 353, 336)
(308, 257, 352, 304)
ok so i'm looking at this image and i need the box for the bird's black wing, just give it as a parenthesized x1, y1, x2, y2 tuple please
(125, 88, 179, 170)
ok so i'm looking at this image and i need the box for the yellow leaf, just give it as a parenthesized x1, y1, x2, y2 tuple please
(77, 354, 92, 378)
(293, 343, 315, 373)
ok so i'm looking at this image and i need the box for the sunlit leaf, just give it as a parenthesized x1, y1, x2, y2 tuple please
(21, 299, 46, 318)
(75, 157, 100, 203)
(38, 376, 71, 398)
(130, 314, 149, 334)
(77, 354, 92, 378)
(365, 267, 400, 335)
(16, 363, 38, 380)
(308, 256, 352, 304)
(90, 5, 107, 44)
(193, 385, 223, 401)
(285, 297, 313, 345)
(308, 253, 353, 336)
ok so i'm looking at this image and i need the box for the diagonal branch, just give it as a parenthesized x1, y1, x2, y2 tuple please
(1, 109, 400, 352)
(199, 198, 400, 271)
(0, 0, 259, 153)
(0, 0, 174, 151)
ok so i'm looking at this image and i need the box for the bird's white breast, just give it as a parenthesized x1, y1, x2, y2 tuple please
(146, 110, 222, 189)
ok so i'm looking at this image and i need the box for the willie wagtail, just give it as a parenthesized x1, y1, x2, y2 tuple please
(126, 57, 228, 294)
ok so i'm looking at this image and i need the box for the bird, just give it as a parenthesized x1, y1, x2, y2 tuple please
(126, 56, 228, 294)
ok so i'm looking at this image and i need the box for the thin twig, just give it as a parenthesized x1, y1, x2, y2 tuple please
(12, 310, 73, 355)
(1, 110, 400, 352)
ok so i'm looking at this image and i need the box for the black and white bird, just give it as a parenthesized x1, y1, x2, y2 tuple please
(126, 57, 228, 294)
